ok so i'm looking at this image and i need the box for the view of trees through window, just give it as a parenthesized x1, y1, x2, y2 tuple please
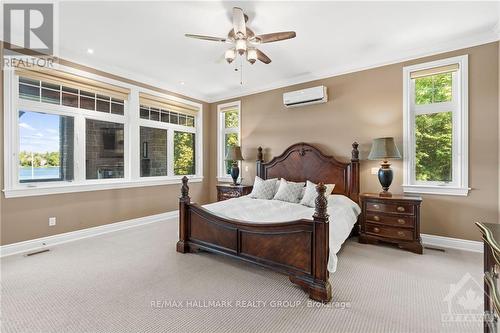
(224, 110, 239, 174)
(174, 131, 195, 175)
(414, 72, 453, 182)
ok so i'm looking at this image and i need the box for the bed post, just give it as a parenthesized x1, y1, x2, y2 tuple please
(176, 176, 190, 253)
(309, 183, 333, 302)
(256, 146, 264, 178)
(349, 142, 360, 203)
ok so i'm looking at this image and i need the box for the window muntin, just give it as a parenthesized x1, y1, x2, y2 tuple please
(139, 105, 195, 128)
(174, 131, 195, 176)
(18, 76, 125, 115)
(217, 102, 241, 180)
(140, 127, 168, 177)
(403, 55, 468, 196)
(18, 110, 74, 183)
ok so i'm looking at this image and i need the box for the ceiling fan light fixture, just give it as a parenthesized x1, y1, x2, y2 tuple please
(235, 39, 247, 55)
(247, 48, 257, 64)
(225, 48, 236, 63)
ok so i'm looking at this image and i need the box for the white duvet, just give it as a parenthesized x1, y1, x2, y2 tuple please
(203, 195, 361, 273)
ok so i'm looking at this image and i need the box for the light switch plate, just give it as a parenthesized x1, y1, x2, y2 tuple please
(48, 217, 56, 226)
(371, 167, 379, 175)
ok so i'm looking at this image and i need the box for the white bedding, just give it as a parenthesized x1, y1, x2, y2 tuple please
(203, 195, 361, 273)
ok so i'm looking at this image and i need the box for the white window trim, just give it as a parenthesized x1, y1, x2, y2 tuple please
(216, 100, 241, 182)
(3, 61, 203, 198)
(402, 55, 469, 196)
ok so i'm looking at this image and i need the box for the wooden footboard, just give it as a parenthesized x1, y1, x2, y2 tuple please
(176, 176, 332, 302)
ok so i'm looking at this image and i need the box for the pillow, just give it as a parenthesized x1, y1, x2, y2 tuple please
(273, 179, 306, 203)
(300, 180, 335, 208)
(248, 176, 279, 199)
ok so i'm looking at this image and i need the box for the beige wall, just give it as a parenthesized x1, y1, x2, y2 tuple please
(2, 42, 499, 245)
(0, 53, 212, 245)
(210, 42, 499, 241)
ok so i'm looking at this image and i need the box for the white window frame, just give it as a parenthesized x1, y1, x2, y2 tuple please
(3, 61, 203, 198)
(216, 101, 241, 182)
(402, 55, 469, 196)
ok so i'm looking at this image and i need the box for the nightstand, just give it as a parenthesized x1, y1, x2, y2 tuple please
(359, 193, 423, 254)
(216, 184, 253, 201)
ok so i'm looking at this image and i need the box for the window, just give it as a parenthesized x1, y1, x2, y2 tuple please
(19, 111, 74, 183)
(140, 127, 168, 177)
(403, 55, 469, 196)
(85, 119, 124, 179)
(217, 101, 241, 181)
(138, 92, 200, 179)
(4, 64, 203, 197)
(174, 131, 196, 175)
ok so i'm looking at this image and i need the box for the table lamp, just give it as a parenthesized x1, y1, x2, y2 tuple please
(225, 146, 244, 185)
(368, 137, 402, 197)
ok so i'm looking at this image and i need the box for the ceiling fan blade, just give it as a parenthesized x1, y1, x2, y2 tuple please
(257, 49, 271, 64)
(254, 31, 296, 43)
(233, 7, 246, 38)
(185, 34, 226, 42)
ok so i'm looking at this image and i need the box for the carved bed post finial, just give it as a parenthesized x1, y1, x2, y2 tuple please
(257, 146, 263, 162)
(313, 183, 329, 221)
(181, 176, 190, 199)
(351, 142, 359, 162)
(256, 147, 264, 178)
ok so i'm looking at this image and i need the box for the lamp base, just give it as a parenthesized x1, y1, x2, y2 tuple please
(378, 161, 394, 197)
(230, 163, 240, 186)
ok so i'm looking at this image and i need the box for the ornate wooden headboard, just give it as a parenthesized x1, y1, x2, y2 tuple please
(256, 142, 360, 203)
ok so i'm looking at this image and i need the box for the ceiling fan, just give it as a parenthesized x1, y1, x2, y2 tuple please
(185, 7, 296, 65)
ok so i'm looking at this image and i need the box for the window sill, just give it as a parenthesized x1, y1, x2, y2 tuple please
(3, 176, 204, 198)
(402, 184, 470, 196)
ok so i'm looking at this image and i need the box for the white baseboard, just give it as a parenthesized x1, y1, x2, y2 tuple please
(421, 233, 483, 253)
(0, 210, 178, 258)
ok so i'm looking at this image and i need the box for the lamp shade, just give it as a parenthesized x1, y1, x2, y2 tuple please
(225, 146, 244, 161)
(368, 137, 402, 160)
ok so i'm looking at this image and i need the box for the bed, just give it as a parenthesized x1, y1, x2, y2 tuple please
(177, 142, 360, 302)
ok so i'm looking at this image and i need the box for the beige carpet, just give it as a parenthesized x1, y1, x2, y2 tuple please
(1, 219, 483, 333)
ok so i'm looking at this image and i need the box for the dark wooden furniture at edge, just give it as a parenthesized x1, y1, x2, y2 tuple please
(216, 184, 253, 201)
(177, 142, 360, 302)
(476, 222, 500, 333)
(359, 194, 423, 254)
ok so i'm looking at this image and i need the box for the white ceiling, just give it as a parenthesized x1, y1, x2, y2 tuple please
(57, 1, 500, 102)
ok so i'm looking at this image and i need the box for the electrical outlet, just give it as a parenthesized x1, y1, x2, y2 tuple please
(48, 217, 56, 227)
(245, 165, 249, 172)
(371, 167, 379, 175)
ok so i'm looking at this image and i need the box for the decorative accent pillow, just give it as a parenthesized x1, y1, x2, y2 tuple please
(300, 180, 335, 208)
(273, 179, 306, 203)
(248, 176, 279, 199)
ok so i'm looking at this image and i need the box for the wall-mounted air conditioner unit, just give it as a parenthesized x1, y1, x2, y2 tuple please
(283, 86, 328, 108)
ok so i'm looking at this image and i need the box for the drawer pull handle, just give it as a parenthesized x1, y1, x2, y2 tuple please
(373, 215, 380, 221)
(397, 206, 406, 212)
(397, 231, 405, 237)
(397, 219, 406, 225)
(373, 227, 380, 233)
(373, 204, 380, 209)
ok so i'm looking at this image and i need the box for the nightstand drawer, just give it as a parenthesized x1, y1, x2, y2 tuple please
(366, 202, 414, 215)
(365, 213, 415, 228)
(365, 223, 414, 241)
(220, 190, 242, 200)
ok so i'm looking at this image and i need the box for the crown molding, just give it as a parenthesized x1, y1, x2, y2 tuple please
(207, 30, 500, 103)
